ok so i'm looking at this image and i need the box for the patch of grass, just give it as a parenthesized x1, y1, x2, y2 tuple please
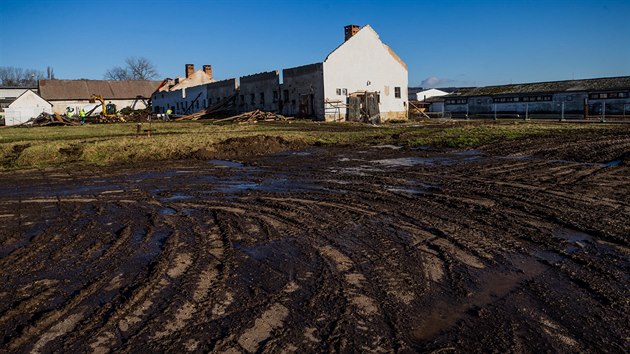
(0, 120, 621, 170)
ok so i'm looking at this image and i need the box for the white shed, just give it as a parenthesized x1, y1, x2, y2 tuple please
(416, 88, 448, 102)
(3, 89, 52, 126)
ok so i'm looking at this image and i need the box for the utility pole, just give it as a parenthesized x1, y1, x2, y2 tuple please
(494, 103, 497, 121)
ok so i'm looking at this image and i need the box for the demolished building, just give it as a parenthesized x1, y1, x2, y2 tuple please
(39, 79, 161, 115)
(151, 24, 408, 122)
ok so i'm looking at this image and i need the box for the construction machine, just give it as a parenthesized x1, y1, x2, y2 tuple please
(89, 95, 117, 117)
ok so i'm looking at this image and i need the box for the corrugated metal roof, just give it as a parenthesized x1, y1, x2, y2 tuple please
(39, 80, 162, 100)
(455, 76, 630, 97)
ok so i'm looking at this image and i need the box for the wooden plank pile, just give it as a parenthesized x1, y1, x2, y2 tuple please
(208, 110, 291, 124)
(177, 94, 237, 121)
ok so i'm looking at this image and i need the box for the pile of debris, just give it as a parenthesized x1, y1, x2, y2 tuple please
(176, 94, 237, 121)
(207, 110, 291, 124)
(21, 112, 79, 127)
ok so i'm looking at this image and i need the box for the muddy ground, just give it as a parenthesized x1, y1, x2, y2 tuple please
(1, 128, 629, 353)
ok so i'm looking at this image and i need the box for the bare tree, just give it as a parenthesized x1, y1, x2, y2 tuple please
(126, 57, 158, 80)
(47, 66, 55, 80)
(104, 57, 158, 80)
(0, 66, 45, 87)
(104, 66, 131, 80)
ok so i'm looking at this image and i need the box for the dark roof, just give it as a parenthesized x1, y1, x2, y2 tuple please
(39, 80, 162, 100)
(455, 76, 630, 97)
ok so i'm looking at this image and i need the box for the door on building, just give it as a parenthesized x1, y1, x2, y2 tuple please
(346, 92, 380, 123)
(299, 94, 314, 117)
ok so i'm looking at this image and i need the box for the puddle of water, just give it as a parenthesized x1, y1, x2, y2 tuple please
(180, 207, 196, 216)
(602, 160, 621, 167)
(386, 183, 435, 194)
(161, 192, 193, 201)
(552, 227, 593, 243)
(552, 227, 594, 254)
(414, 255, 546, 341)
(374, 157, 441, 167)
(450, 149, 482, 156)
(132, 228, 147, 243)
(215, 182, 259, 193)
(234, 238, 300, 261)
(386, 187, 423, 194)
(372, 144, 402, 150)
(411, 145, 432, 151)
(208, 160, 244, 168)
(500, 155, 531, 160)
(127, 170, 179, 181)
(213, 178, 325, 194)
(160, 207, 176, 215)
(336, 166, 384, 176)
(533, 250, 565, 264)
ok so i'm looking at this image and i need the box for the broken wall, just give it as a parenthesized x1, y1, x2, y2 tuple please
(238, 71, 279, 113)
(281, 63, 325, 119)
(206, 78, 238, 108)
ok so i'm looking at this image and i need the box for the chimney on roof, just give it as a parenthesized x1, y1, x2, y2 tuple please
(344, 25, 360, 42)
(203, 65, 212, 80)
(185, 64, 195, 78)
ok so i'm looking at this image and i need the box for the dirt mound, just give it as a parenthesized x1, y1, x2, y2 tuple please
(2, 143, 31, 168)
(195, 135, 308, 160)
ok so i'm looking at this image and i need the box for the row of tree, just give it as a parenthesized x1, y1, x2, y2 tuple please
(0, 67, 51, 87)
(0, 57, 158, 87)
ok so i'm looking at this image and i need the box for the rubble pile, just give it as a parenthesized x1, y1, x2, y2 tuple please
(22, 112, 79, 126)
(176, 94, 238, 120)
(208, 110, 291, 124)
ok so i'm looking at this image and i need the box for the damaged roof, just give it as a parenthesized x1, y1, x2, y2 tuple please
(39, 80, 162, 100)
(454, 76, 630, 97)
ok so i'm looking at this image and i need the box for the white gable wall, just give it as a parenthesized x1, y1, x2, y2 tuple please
(323, 26, 408, 121)
(4, 90, 52, 125)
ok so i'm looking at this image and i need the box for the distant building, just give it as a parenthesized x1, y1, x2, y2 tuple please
(152, 64, 215, 115)
(151, 24, 408, 122)
(415, 88, 448, 102)
(0, 87, 37, 112)
(441, 76, 630, 118)
(38, 79, 161, 115)
(3, 89, 52, 125)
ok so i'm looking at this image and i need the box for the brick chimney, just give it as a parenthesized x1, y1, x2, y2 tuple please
(185, 64, 195, 78)
(203, 65, 212, 80)
(344, 25, 360, 41)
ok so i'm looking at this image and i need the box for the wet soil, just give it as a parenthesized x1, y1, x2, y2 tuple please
(0, 129, 629, 353)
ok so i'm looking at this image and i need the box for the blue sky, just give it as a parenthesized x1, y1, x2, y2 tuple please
(1, 0, 628, 87)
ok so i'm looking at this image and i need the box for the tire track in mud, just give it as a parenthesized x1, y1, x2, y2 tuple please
(1, 130, 629, 352)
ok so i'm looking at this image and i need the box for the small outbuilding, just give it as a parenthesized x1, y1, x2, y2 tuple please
(3, 89, 52, 126)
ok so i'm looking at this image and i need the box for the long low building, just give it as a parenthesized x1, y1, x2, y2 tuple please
(152, 24, 408, 122)
(439, 76, 630, 119)
(39, 79, 161, 115)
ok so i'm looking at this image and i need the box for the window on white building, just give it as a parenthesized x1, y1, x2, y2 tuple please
(394, 87, 401, 98)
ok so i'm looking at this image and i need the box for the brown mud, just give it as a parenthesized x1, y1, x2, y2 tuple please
(0, 129, 629, 353)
